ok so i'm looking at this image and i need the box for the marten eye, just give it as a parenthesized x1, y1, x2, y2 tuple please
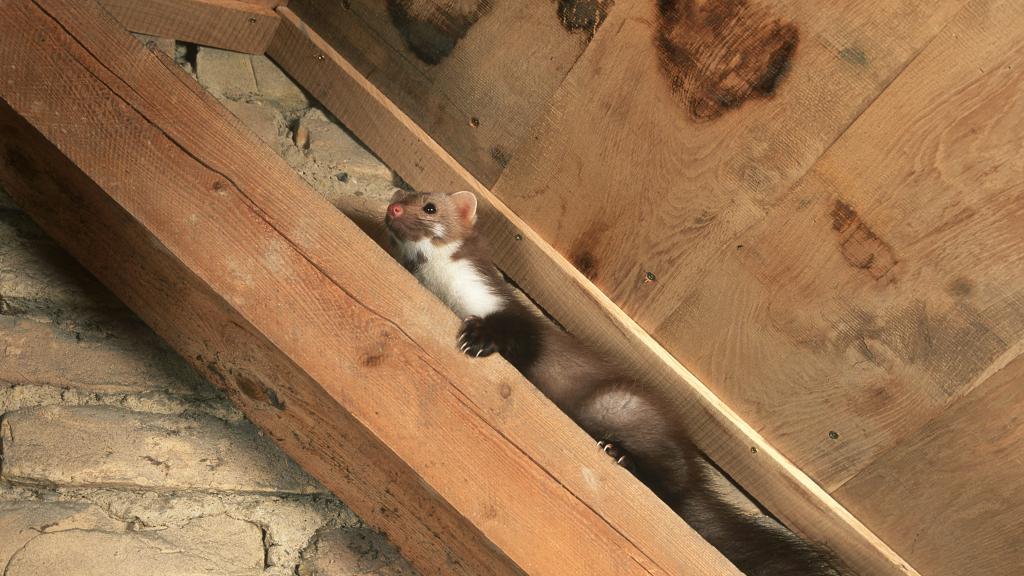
(422, 203, 437, 214)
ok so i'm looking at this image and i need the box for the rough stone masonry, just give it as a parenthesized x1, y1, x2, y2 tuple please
(0, 38, 414, 576)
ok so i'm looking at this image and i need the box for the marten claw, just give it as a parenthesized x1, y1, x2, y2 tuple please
(598, 440, 636, 472)
(457, 316, 498, 358)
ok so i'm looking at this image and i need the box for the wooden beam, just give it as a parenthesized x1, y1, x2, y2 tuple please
(0, 1, 738, 575)
(98, 0, 279, 54)
(266, 7, 918, 576)
(238, 0, 285, 8)
(836, 354, 1024, 576)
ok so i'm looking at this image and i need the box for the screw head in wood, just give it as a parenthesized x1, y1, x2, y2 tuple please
(829, 430, 840, 440)
(247, 16, 257, 24)
(469, 117, 480, 128)
(316, 53, 325, 62)
(514, 233, 523, 241)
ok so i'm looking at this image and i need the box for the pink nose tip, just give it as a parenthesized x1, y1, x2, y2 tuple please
(387, 203, 403, 218)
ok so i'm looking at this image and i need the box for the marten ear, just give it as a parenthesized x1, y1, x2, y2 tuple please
(450, 191, 478, 226)
(389, 188, 407, 203)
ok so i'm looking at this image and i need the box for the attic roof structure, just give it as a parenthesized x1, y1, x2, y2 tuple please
(1, 1, 1022, 575)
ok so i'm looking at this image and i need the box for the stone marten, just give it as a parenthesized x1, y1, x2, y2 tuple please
(385, 190, 847, 576)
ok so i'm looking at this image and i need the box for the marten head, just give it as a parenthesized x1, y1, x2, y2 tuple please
(385, 190, 478, 245)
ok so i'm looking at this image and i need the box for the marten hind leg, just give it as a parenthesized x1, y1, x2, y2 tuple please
(574, 387, 696, 502)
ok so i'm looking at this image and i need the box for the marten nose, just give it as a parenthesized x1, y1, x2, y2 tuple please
(387, 203, 403, 218)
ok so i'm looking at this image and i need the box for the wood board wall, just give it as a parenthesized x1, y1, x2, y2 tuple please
(287, 1, 1024, 574)
(287, 0, 598, 185)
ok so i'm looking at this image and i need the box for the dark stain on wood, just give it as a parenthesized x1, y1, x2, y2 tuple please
(571, 249, 599, 281)
(838, 47, 868, 66)
(948, 277, 974, 298)
(2, 144, 32, 177)
(655, 0, 799, 121)
(557, 0, 614, 36)
(835, 300, 1008, 397)
(386, 0, 491, 65)
(830, 199, 897, 279)
(568, 220, 609, 281)
(2, 139, 51, 192)
(237, 373, 286, 410)
(489, 145, 511, 168)
(691, 208, 716, 227)
(361, 331, 393, 368)
(362, 351, 386, 367)
(830, 199, 857, 231)
(849, 380, 893, 419)
(204, 360, 226, 386)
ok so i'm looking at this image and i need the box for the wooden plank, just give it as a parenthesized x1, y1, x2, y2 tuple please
(98, 0, 279, 54)
(133, 33, 176, 57)
(834, 353, 1024, 576)
(720, 1, 1024, 572)
(240, 0, 285, 8)
(688, 0, 1024, 485)
(285, 0, 599, 186)
(266, 9, 920, 576)
(492, 0, 982, 486)
(0, 1, 738, 575)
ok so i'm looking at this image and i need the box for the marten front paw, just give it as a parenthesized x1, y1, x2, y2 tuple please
(457, 316, 499, 358)
(598, 440, 637, 473)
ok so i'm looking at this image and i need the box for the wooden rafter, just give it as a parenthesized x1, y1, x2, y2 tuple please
(0, 1, 739, 575)
(98, 0, 279, 54)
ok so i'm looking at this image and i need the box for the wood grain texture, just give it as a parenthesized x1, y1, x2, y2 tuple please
(492, 0, 985, 492)
(730, 0, 1024, 572)
(0, 1, 739, 575)
(677, 0, 1024, 489)
(493, 0, 967, 331)
(133, 33, 176, 57)
(98, 0, 279, 53)
(835, 354, 1024, 576)
(239, 0, 285, 8)
(267, 10, 920, 576)
(285, 0, 598, 186)
(489, 0, 1024, 570)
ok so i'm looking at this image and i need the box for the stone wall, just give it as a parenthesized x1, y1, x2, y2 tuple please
(0, 40, 412, 576)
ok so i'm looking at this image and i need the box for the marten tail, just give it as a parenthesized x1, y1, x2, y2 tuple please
(675, 480, 848, 576)
(573, 387, 848, 576)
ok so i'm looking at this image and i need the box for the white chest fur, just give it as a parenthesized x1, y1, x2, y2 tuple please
(400, 239, 504, 319)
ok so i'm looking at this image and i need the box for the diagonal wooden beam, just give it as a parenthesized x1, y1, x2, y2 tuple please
(98, 0, 279, 53)
(266, 6, 919, 576)
(0, 1, 739, 575)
